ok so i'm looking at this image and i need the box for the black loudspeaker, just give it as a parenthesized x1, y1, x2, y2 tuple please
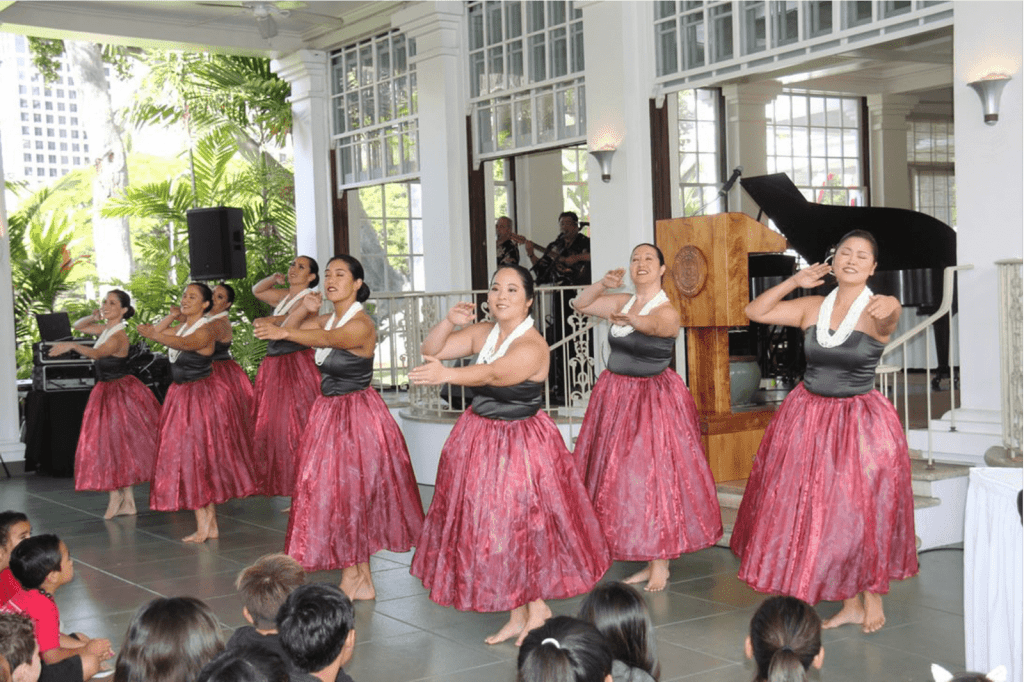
(187, 207, 246, 281)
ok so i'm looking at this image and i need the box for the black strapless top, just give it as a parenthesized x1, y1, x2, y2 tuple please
(170, 350, 213, 384)
(266, 339, 309, 357)
(95, 355, 130, 382)
(606, 330, 674, 377)
(802, 326, 884, 398)
(212, 339, 232, 362)
(470, 380, 544, 421)
(318, 348, 374, 396)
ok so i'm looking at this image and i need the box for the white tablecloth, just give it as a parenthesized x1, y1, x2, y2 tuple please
(964, 467, 1024, 682)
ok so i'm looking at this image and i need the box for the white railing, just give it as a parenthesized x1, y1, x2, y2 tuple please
(367, 285, 597, 431)
(994, 259, 1023, 461)
(876, 264, 973, 468)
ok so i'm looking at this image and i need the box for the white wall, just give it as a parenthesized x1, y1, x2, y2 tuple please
(516, 150, 565, 249)
(953, 1, 1024, 414)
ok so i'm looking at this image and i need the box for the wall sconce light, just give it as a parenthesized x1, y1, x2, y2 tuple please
(590, 148, 616, 183)
(967, 74, 1012, 126)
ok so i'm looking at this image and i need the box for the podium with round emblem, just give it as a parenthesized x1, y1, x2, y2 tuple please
(656, 213, 787, 481)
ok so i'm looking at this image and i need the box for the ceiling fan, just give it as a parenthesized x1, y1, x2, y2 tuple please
(196, 2, 345, 40)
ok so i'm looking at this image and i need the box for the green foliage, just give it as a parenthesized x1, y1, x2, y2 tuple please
(27, 37, 64, 84)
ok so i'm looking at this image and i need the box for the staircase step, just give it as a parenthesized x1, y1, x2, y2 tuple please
(715, 479, 746, 509)
(913, 494, 941, 509)
(716, 507, 737, 548)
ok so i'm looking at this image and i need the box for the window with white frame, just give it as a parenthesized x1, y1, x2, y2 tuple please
(562, 145, 589, 221)
(676, 88, 723, 216)
(354, 182, 424, 293)
(766, 91, 865, 206)
(492, 159, 512, 219)
(907, 119, 955, 227)
(468, 1, 586, 160)
(330, 31, 419, 187)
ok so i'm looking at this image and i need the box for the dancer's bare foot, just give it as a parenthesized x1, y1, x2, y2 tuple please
(515, 600, 552, 646)
(822, 595, 865, 629)
(861, 592, 885, 633)
(183, 507, 212, 543)
(623, 565, 651, 586)
(103, 490, 123, 520)
(114, 487, 137, 517)
(486, 606, 527, 645)
(339, 564, 376, 601)
(206, 506, 219, 539)
(623, 560, 670, 592)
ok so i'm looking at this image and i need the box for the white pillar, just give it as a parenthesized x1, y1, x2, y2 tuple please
(395, 2, 472, 291)
(866, 93, 917, 209)
(516, 150, 564, 246)
(271, 50, 334, 269)
(722, 80, 783, 217)
(580, 1, 656, 277)
(0, 135, 26, 466)
(953, 1, 1023, 418)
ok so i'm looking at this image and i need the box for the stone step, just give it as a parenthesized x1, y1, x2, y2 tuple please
(909, 457, 971, 497)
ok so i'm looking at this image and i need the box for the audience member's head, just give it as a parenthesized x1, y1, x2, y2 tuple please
(9, 535, 65, 591)
(113, 596, 224, 682)
(0, 512, 30, 564)
(0, 654, 9, 682)
(276, 584, 355, 678)
(746, 596, 823, 682)
(195, 645, 290, 682)
(931, 663, 1008, 682)
(0, 613, 41, 682)
(236, 554, 306, 631)
(578, 582, 660, 680)
(518, 616, 613, 682)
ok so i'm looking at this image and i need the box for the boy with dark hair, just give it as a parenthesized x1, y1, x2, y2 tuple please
(0, 512, 31, 604)
(276, 584, 355, 682)
(1, 536, 112, 681)
(0, 613, 42, 682)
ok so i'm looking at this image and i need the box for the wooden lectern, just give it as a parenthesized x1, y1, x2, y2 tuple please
(656, 213, 787, 482)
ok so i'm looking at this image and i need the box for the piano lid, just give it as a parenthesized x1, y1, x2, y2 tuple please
(739, 173, 956, 270)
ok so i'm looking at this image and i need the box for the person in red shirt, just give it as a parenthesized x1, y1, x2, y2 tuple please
(2, 535, 112, 681)
(0, 512, 31, 605)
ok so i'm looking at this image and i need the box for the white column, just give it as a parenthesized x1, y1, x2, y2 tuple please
(580, 1, 656, 277)
(0, 135, 26, 466)
(866, 93, 917, 209)
(271, 50, 334, 269)
(722, 80, 783, 218)
(394, 2, 472, 291)
(953, 1, 1023, 417)
(516, 150, 564, 246)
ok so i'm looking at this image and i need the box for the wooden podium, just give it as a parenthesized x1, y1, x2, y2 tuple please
(656, 213, 787, 482)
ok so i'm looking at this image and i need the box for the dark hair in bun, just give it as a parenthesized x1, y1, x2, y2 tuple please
(327, 255, 371, 303)
(110, 289, 136, 320)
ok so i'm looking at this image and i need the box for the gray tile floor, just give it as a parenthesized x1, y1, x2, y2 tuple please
(1, 474, 966, 681)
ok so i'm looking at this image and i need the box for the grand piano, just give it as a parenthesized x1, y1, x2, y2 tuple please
(738, 173, 958, 385)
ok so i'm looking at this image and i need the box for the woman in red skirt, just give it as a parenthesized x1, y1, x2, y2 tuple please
(730, 230, 918, 634)
(207, 282, 255, 441)
(255, 255, 423, 601)
(140, 282, 259, 543)
(251, 256, 321, 498)
(410, 264, 610, 646)
(48, 290, 159, 519)
(572, 243, 722, 592)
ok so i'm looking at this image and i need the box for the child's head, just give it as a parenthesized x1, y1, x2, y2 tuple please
(518, 616, 613, 682)
(932, 663, 1008, 682)
(195, 645, 290, 682)
(578, 582, 659, 680)
(9, 535, 70, 591)
(114, 597, 224, 682)
(0, 512, 30, 568)
(0, 613, 42, 682)
(276, 584, 355, 675)
(235, 554, 306, 631)
(746, 596, 823, 682)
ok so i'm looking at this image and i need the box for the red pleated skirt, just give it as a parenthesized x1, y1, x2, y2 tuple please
(74, 375, 160, 491)
(212, 359, 254, 421)
(730, 383, 919, 603)
(411, 409, 611, 612)
(149, 375, 260, 511)
(251, 350, 321, 496)
(285, 388, 424, 570)
(574, 369, 722, 560)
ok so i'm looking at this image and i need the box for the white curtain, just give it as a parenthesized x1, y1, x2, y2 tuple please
(964, 467, 1024, 682)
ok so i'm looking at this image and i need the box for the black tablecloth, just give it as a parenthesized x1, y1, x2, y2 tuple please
(23, 389, 90, 477)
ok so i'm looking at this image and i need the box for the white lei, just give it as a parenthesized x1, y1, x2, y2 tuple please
(206, 311, 229, 322)
(167, 318, 208, 364)
(273, 288, 315, 317)
(476, 316, 535, 365)
(610, 290, 669, 337)
(314, 303, 363, 366)
(94, 321, 124, 348)
(816, 286, 872, 348)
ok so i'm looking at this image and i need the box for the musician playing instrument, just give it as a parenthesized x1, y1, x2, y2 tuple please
(522, 211, 591, 286)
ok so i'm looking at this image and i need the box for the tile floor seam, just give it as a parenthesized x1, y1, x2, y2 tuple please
(66, 558, 166, 598)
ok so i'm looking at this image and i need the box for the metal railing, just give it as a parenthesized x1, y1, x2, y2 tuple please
(876, 264, 973, 468)
(367, 284, 598, 432)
